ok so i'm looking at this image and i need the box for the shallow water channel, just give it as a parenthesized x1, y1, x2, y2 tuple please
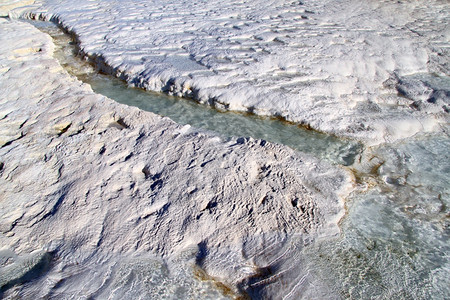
(30, 20, 360, 167)
(29, 20, 450, 299)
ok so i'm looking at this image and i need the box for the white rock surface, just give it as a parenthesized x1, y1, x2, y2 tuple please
(14, 0, 450, 144)
(0, 19, 352, 298)
(0, 0, 34, 17)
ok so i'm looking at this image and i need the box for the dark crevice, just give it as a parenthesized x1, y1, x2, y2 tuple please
(1, 132, 25, 148)
(57, 123, 71, 136)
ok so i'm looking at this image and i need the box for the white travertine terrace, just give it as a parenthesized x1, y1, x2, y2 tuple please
(0, 0, 449, 298)
(0, 19, 351, 298)
(14, 0, 450, 145)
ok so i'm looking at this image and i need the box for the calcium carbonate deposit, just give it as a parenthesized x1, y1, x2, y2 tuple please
(0, 0, 449, 299)
(15, 0, 450, 144)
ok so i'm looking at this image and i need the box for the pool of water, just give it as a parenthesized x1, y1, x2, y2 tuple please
(301, 136, 450, 299)
(25, 20, 450, 300)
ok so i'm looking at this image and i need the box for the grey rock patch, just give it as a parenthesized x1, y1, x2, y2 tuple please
(396, 73, 450, 113)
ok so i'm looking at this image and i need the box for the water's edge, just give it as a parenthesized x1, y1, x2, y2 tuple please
(24, 16, 362, 167)
(12, 18, 450, 300)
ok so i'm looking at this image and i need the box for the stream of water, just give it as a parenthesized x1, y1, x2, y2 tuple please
(30, 20, 361, 167)
(28, 20, 450, 299)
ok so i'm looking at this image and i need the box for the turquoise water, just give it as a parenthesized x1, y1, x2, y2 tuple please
(29, 20, 450, 299)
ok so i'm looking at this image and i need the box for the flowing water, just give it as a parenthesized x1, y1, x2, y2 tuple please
(25, 20, 450, 299)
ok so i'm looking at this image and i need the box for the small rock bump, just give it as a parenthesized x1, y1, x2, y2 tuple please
(55, 122, 72, 136)
(109, 118, 129, 130)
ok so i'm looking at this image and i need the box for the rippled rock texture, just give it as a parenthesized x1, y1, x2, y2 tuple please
(0, 19, 351, 298)
(15, 0, 450, 144)
(1, 0, 449, 298)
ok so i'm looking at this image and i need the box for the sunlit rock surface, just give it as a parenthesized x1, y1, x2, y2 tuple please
(1, 0, 449, 298)
(0, 19, 351, 298)
(0, 0, 34, 17)
(14, 0, 450, 144)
